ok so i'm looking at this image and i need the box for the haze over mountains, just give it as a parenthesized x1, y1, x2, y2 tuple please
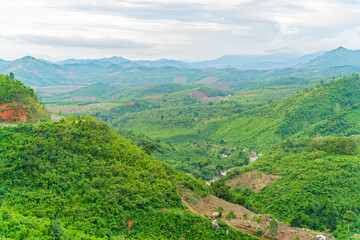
(0, 47, 360, 87)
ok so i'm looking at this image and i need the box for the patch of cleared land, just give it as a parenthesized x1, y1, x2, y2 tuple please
(184, 194, 334, 240)
(240, 93, 263, 97)
(226, 170, 281, 192)
(144, 95, 163, 100)
(173, 76, 187, 84)
(189, 91, 224, 103)
(196, 76, 218, 84)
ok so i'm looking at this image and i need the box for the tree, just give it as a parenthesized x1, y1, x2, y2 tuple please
(9, 72, 14, 79)
(269, 219, 278, 239)
(343, 210, 358, 222)
(50, 220, 64, 240)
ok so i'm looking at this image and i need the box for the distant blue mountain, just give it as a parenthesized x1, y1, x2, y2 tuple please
(57, 56, 131, 66)
(300, 46, 360, 68)
(55, 52, 323, 70)
(133, 59, 189, 68)
(191, 52, 323, 69)
(0, 47, 359, 86)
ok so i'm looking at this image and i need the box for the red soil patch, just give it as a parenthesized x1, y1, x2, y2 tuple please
(240, 94, 262, 97)
(189, 91, 224, 103)
(196, 77, 218, 84)
(0, 103, 10, 109)
(144, 95, 163, 100)
(127, 220, 134, 230)
(0, 108, 27, 123)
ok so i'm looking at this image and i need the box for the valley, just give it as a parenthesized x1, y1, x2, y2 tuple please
(2, 46, 360, 239)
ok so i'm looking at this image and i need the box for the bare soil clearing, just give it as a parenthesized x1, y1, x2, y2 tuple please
(144, 95, 164, 100)
(189, 91, 224, 103)
(173, 76, 187, 84)
(183, 194, 334, 240)
(240, 94, 263, 97)
(196, 77, 218, 84)
(0, 103, 27, 123)
(226, 170, 281, 192)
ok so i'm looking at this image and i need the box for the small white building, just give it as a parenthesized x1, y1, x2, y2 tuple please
(316, 235, 326, 240)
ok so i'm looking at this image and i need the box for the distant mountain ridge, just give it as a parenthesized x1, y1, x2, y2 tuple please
(300, 46, 360, 68)
(56, 56, 131, 66)
(54, 52, 323, 70)
(1, 47, 360, 86)
(191, 51, 323, 69)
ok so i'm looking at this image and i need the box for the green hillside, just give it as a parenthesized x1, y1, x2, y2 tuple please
(52, 82, 203, 102)
(302, 46, 360, 68)
(202, 74, 360, 151)
(0, 116, 256, 239)
(218, 136, 360, 239)
(0, 73, 48, 122)
(96, 74, 360, 153)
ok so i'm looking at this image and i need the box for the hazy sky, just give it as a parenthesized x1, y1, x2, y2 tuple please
(0, 0, 359, 61)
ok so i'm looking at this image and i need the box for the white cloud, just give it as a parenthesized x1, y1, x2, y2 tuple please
(0, 0, 359, 60)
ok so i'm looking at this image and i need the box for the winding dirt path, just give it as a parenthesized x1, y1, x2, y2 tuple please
(181, 197, 202, 216)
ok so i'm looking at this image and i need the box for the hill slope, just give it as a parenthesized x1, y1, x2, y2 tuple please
(202, 74, 360, 151)
(0, 116, 257, 239)
(301, 46, 360, 68)
(0, 73, 48, 123)
(220, 137, 360, 239)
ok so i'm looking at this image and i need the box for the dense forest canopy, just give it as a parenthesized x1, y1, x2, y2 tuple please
(0, 116, 256, 239)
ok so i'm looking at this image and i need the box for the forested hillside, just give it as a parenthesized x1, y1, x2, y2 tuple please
(0, 116, 256, 239)
(85, 74, 360, 154)
(0, 73, 48, 123)
(218, 137, 360, 239)
(202, 74, 360, 151)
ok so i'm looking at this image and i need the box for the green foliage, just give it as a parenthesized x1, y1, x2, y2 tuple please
(112, 129, 250, 180)
(216, 206, 224, 214)
(308, 137, 358, 155)
(0, 73, 36, 104)
(223, 136, 360, 239)
(0, 73, 48, 122)
(225, 211, 237, 220)
(211, 181, 233, 201)
(50, 220, 64, 240)
(269, 219, 278, 238)
(197, 86, 231, 97)
(203, 74, 360, 151)
(254, 228, 264, 236)
(0, 116, 255, 239)
(343, 211, 358, 223)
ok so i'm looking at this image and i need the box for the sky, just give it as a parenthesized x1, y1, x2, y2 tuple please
(0, 0, 360, 61)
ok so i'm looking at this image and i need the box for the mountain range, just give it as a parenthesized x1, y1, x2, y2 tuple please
(0, 47, 360, 87)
